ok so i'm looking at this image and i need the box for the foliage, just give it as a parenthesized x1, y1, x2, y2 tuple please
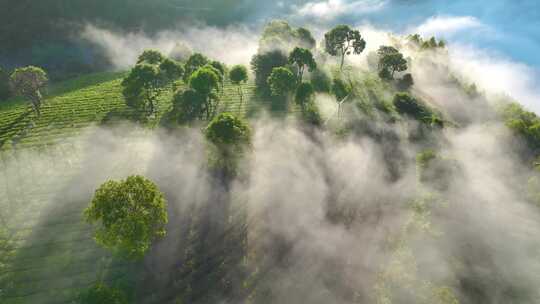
(295, 82, 315, 111)
(137, 49, 165, 65)
(377, 46, 408, 80)
(159, 58, 184, 79)
(408, 34, 446, 50)
(188, 66, 221, 119)
(267, 67, 296, 97)
(398, 73, 414, 90)
(205, 112, 251, 147)
(393, 93, 442, 127)
(310, 69, 332, 93)
(498, 102, 540, 151)
(301, 100, 322, 126)
(205, 113, 251, 174)
(183, 53, 209, 82)
(78, 282, 128, 304)
(172, 88, 206, 121)
(84, 175, 168, 260)
(9, 66, 48, 116)
(259, 20, 316, 53)
(121, 63, 161, 113)
(295, 27, 316, 50)
(324, 25, 366, 70)
(332, 78, 351, 101)
(0, 67, 11, 101)
(250, 50, 288, 96)
(288, 47, 317, 81)
(210, 61, 227, 77)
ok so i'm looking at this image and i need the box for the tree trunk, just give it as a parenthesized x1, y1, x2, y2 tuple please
(340, 50, 346, 71)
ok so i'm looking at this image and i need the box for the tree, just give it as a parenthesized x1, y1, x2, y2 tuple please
(210, 60, 227, 91)
(295, 27, 316, 50)
(183, 53, 209, 82)
(0, 66, 11, 101)
(310, 69, 332, 93)
(205, 113, 251, 174)
(172, 88, 206, 121)
(377, 46, 407, 80)
(137, 49, 165, 65)
(189, 66, 220, 119)
(229, 65, 248, 105)
(324, 25, 366, 70)
(84, 175, 168, 260)
(398, 73, 414, 90)
(295, 82, 315, 113)
(9, 66, 48, 116)
(267, 67, 296, 98)
(288, 47, 317, 81)
(78, 282, 128, 304)
(121, 63, 162, 113)
(159, 58, 184, 80)
(251, 50, 288, 96)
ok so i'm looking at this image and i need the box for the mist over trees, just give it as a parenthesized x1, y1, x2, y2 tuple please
(2, 14, 540, 304)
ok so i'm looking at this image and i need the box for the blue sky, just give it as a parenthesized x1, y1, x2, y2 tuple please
(274, 0, 540, 68)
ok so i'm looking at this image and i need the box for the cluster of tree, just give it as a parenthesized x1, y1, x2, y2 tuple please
(408, 34, 446, 50)
(121, 50, 184, 114)
(172, 53, 230, 121)
(377, 46, 414, 90)
(498, 102, 540, 153)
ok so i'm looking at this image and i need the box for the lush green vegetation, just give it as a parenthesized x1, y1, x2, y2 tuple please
(1, 18, 539, 304)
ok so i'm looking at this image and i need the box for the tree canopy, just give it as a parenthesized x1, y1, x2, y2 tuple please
(9, 66, 48, 116)
(121, 63, 162, 113)
(251, 50, 288, 96)
(205, 112, 251, 147)
(184, 53, 209, 82)
(377, 46, 408, 80)
(295, 82, 315, 112)
(267, 67, 296, 98)
(84, 175, 168, 260)
(288, 47, 317, 81)
(137, 49, 165, 65)
(324, 25, 366, 70)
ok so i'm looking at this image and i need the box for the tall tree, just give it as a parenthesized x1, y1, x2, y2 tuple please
(251, 50, 288, 96)
(377, 46, 407, 79)
(324, 25, 366, 71)
(288, 47, 317, 81)
(121, 63, 162, 114)
(9, 66, 48, 116)
(84, 175, 168, 260)
(229, 65, 248, 105)
(189, 66, 221, 119)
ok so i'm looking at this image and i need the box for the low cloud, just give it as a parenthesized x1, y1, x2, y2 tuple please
(412, 15, 487, 38)
(294, 0, 387, 21)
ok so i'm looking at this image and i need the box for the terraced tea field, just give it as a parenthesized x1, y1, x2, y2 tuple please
(0, 72, 282, 303)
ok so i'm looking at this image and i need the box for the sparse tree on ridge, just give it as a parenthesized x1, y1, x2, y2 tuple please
(288, 47, 317, 81)
(10, 66, 48, 116)
(377, 46, 407, 80)
(324, 25, 366, 71)
(229, 65, 248, 105)
(267, 67, 296, 99)
(84, 175, 168, 260)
